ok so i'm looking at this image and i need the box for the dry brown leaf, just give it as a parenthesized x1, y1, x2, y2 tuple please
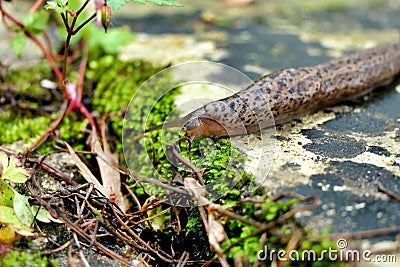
(89, 131, 129, 212)
(66, 142, 106, 196)
(208, 214, 225, 244)
(183, 178, 229, 266)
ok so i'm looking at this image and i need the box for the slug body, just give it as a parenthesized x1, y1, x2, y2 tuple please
(147, 42, 400, 138)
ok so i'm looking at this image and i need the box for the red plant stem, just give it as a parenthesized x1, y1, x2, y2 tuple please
(1, 0, 98, 153)
(61, 1, 96, 98)
(61, 1, 91, 87)
(76, 0, 91, 16)
(42, 32, 54, 56)
(0, 1, 66, 98)
(79, 104, 97, 130)
(74, 50, 97, 130)
(29, 0, 44, 13)
(61, 0, 91, 82)
(27, 101, 74, 153)
(73, 13, 97, 34)
(61, 13, 70, 32)
(62, 39, 73, 90)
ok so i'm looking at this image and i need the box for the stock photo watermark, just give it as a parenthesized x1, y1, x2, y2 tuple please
(257, 238, 398, 263)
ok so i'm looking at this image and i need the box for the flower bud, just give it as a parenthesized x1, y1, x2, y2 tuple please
(101, 4, 111, 33)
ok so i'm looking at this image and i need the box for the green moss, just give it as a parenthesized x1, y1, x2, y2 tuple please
(0, 56, 165, 154)
(0, 250, 56, 267)
(0, 110, 49, 146)
(0, 108, 88, 153)
(88, 55, 166, 153)
(0, 65, 88, 153)
(0, 64, 54, 147)
(4, 63, 53, 100)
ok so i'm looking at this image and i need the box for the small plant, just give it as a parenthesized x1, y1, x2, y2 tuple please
(0, 0, 181, 259)
(0, 152, 60, 243)
(0, 0, 180, 153)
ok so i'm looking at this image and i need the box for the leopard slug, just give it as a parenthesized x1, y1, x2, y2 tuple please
(146, 42, 400, 138)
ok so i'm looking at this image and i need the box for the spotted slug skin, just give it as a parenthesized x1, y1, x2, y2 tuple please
(147, 42, 400, 138)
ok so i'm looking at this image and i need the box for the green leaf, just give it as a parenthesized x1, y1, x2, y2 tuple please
(108, 0, 181, 10)
(22, 11, 49, 35)
(11, 33, 27, 58)
(45, 0, 69, 13)
(0, 182, 15, 207)
(31, 206, 63, 223)
(0, 206, 33, 232)
(0, 152, 29, 183)
(13, 190, 34, 227)
(108, 0, 129, 10)
(87, 27, 135, 55)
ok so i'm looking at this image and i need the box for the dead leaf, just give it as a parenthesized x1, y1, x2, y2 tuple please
(0, 226, 16, 244)
(208, 214, 225, 244)
(88, 128, 129, 212)
(66, 142, 107, 196)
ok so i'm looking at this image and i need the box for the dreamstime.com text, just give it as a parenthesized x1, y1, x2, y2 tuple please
(257, 238, 398, 263)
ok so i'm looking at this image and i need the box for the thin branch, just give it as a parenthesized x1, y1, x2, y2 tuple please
(29, 0, 45, 13)
(26, 100, 74, 154)
(42, 240, 73, 255)
(73, 12, 97, 34)
(76, 0, 91, 16)
(221, 194, 320, 254)
(377, 182, 400, 201)
(61, 13, 69, 32)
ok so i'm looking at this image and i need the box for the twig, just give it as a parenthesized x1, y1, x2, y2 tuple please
(208, 203, 264, 228)
(72, 232, 91, 267)
(377, 182, 400, 201)
(29, 0, 44, 13)
(176, 251, 190, 267)
(26, 100, 74, 154)
(279, 225, 301, 267)
(26, 154, 78, 185)
(42, 240, 73, 255)
(27, 181, 136, 266)
(123, 183, 142, 211)
(109, 204, 174, 263)
(73, 13, 97, 34)
(168, 141, 204, 186)
(221, 193, 320, 254)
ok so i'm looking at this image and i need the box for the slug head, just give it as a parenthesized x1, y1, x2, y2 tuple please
(182, 117, 228, 140)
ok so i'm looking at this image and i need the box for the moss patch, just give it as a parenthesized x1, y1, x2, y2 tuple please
(0, 250, 56, 267)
